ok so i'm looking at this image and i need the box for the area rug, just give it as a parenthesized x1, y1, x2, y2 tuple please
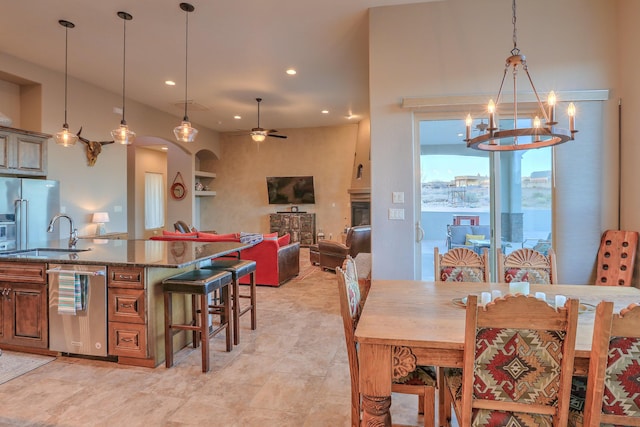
(0, 350, 55, 385)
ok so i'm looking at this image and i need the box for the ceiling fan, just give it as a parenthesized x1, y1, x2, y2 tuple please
(247, 98, 287, 141)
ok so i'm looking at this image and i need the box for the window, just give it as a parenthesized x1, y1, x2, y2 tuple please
(145, 172, 165, 229)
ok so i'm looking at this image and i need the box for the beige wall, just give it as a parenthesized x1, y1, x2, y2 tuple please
(133, 147, 167, 239)
(369, 0, 622, 283)
(208, 124, 359, 240)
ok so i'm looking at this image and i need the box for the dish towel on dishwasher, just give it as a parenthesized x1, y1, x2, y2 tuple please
(58, 273, 82, 315)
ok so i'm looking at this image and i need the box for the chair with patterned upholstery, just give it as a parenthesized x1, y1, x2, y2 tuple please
(443, 293, 579, 426)
(568, 301, 640, 426)
(498, 247, 557, 285)
(336, 256, 437, 427)
(434, 247, 490, 283)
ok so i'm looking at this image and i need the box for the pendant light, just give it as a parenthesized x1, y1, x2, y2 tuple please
(173, 2, 198, 143)
(54, 20, 78, 147)
(111, 11, 136, 145)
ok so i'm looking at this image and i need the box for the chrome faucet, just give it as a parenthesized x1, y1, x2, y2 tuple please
(47, 214, 78, 248)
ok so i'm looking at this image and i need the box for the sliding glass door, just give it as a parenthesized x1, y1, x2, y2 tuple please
(417, 116, 552, 281)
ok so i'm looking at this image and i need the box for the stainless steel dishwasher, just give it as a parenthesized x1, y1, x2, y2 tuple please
(47, 264, 107, 357)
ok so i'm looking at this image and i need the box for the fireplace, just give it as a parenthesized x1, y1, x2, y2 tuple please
(351, 201, 370, 227)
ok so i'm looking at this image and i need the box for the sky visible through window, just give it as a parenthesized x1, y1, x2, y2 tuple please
(420, 149, 551, 182)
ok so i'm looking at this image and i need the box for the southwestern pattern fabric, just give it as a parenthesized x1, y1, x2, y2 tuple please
(445, 369, 553, 427)
(504, 267, 551, 285)
(441, 266, 484, 282)
(345, 272, 361, 320)
(603, 336, 640, 417)
(568, 376, 587, 426)
(474, 327, 565, 405)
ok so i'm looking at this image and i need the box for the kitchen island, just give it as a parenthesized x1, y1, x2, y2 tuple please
(0, 238, 252, 367)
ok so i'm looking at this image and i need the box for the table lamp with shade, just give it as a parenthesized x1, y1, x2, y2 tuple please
(92, 212, 110, 236)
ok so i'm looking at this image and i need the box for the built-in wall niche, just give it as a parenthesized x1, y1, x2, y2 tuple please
(0, 72, 43, 132)
(194, 149, 217, 197)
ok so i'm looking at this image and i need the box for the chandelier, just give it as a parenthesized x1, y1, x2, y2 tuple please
(464, 0, 577, 151)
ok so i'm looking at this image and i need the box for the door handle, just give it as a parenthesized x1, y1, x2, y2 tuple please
(416, 221, 425, 243)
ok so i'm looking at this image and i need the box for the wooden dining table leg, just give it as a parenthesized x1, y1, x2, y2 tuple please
(359, 343, 392, 426)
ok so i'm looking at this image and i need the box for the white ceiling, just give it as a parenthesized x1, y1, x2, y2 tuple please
(0, 0, 430, 134)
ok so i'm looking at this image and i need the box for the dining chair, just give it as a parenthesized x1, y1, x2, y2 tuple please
(568, 301, 640, 426)
(443, 293, 579, 426)
(497, 247, 557, 284)
(434, 247, 490, 283)
(336, 257, 437, 427)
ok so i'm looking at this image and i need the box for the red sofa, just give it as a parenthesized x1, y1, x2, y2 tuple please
(150, 231, 300, 287)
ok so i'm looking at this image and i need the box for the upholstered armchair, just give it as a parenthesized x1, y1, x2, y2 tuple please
(318, 225, 371, 271)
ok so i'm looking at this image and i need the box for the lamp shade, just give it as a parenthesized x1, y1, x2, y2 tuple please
(92, 212, 110, 223)
(92, 212, 109, 236)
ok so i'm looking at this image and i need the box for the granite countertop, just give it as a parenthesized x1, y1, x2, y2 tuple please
(0, 239, 252, 268)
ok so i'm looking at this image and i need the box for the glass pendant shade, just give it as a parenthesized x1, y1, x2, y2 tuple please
(54, 124, 79, 147)
(173, 120, 198, 143)
(111, 120, 136, 145)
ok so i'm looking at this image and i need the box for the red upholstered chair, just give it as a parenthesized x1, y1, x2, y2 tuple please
(568, 301, 640, 426)
(443, 294, 579, 426)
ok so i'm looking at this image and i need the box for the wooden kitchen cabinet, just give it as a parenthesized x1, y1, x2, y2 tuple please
(107, 266, 148, 360)
(0, 262, 48, 349)
(0, 126, 49, 177)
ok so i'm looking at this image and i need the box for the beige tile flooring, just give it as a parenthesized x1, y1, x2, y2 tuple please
(0, 249, 454, 427)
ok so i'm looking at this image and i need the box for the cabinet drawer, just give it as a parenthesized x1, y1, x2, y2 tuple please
(0, 262, 46, 284)
(108, 322, 147, 358)
(108, 288, 145, 324)
(108, 267, 144, 289)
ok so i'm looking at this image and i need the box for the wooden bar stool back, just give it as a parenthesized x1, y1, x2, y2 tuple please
(162, 269, 232, 373)
(203, 259, 257, 346)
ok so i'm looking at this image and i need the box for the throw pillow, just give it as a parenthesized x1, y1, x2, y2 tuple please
(162, 230, 198, 237)
(197, 232, 239, 241)
(465, 234, 485, 246)
(277, 234, 291, 247)
(263, 232, 278, 240)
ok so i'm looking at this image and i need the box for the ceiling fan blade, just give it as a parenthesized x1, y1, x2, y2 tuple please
(268, 134, 287, 139)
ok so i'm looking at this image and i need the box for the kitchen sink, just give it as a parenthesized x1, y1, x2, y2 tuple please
(0, 247, 92, 258)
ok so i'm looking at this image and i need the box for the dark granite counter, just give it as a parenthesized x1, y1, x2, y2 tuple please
(0, 239, 252, 268)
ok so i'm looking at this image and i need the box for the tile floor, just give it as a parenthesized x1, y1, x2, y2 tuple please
(0, 249, 455, 427)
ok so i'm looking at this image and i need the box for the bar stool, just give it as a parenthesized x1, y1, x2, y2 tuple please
(202, 259, 257, 346)
(162, 269, 232, 373)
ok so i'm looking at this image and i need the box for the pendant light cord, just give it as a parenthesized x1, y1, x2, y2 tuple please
(511, 0, 519, 56)
(63, 24, 69, 127)
(183, 8, 189, 121)
(121, 16, 127, 124)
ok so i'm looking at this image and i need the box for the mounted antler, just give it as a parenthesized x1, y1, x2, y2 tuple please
(76, 127, 114, 166)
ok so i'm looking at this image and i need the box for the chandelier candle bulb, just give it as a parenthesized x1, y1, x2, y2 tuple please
(533, 116, 541, 142)
(568, 102, 576, 135)
(547, 91, 557, 125)
(465, 114, 472, 141)
(488, 99, 496, 131)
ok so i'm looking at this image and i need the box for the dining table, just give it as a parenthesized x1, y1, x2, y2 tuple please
(354, 280, 640, 426)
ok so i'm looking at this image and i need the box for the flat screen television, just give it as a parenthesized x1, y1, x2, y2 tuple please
(266, 176, 316, 204)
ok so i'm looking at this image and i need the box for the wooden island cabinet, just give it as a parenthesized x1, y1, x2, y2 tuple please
(0, 262, 48, 349)
(0, 239, 251, 367)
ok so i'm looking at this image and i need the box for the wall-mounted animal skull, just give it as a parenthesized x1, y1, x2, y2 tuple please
(76, 128, 114, 166)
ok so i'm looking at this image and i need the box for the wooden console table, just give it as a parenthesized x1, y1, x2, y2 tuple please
(269, 213, 316, 246)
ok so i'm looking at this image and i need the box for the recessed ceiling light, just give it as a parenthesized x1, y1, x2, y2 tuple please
(321, 110, 329, 114)
(234, 115, 241, 120)
(286, 68, 297, 75)
(161, 146, 168, 151)
(165, 80, 176, 86)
